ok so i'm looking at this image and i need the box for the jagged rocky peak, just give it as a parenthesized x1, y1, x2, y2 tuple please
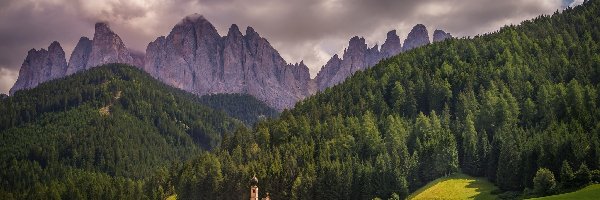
(291, 61, 309, 73)
(433, 29, 453, 42)
(315, 34, 385, 91)
(381, 30, 402, 58)
(367, 43, 382, 67)
(46, 41, 68, 79)
(10, 41, 68, 95)
(331, 54, 341, 61)
(86, 22, 134, 69)
(347, 36, 367, 52)
(244, 26, 265, 47)
(143, 14, 312, 110)
(66, 37, 92, 75)
(245, 26, 259, 37)
(48, 41, 61, 50)
(285, 61, 311, 81)
(227, 24, 243, 37)
(341, 36, 369, 72)
(403, 24, 430, 52)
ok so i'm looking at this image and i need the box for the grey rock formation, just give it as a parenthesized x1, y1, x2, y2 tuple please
(433, 29, 453, 42)
(380, 30, 402, 58)
(67, 23, 138, 76)
(10, 41, 68, 95)
(46, 41, 68, 80)
(314, 36, 382, 91)
(144, 14, 312, 110)
(11, 22, 138, 95)
(403, 24, 430, 52)
(66, 37, 92, 75)
(316, 25, 436, 91)
(86, 22, 134, 68)
(327, 37, 368, 88)
(314, 54, 342, 91)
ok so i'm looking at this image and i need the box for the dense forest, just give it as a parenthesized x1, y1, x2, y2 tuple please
(1, 1, 600, 200)
(197, 93, 279, 125)
(0, 65, 244, 199)
(162, 1, 600, 200)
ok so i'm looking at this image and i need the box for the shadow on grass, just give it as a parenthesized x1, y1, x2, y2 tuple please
(465, 178, 498, 200)
(408, 173, 499, 200)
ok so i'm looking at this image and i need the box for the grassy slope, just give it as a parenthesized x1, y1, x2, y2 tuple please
(408, 173, 498, 200)
(529, 184, 600, 200)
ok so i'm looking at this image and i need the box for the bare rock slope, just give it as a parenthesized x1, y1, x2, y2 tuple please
(10, 41, 67, 95)
(144, 14, 312, 110)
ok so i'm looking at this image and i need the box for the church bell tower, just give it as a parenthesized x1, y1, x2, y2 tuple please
(250, 175, 259, 200)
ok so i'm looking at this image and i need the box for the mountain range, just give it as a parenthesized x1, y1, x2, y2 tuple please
(10, 14, 452, 110)
(1, 1, 599, 199)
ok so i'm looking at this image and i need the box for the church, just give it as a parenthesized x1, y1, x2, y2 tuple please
(250, 175, 271, 200)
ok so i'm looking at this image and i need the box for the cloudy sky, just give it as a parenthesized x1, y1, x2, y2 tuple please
(0, 0, 584, 94)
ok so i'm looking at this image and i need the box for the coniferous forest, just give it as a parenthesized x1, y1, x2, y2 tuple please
(167, 1, 600, 199)
(197, 93, 279, 125)
(1, 1, 600, 200)
(0, 65, 242, 199)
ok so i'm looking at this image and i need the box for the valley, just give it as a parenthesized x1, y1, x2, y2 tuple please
(1, 0, 600, 199)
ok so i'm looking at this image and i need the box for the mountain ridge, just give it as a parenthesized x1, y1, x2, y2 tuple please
(10, 15, 452, 110)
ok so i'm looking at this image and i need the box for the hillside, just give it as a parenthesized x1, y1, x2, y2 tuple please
(529, 184, 600, 200)
(198, 93, 279, 125)
(162, 1, 600, 199)
(0, 64, 243, 199)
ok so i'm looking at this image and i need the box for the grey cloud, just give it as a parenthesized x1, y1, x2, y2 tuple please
(0, 0, 566, 94)
(0, 67, 17, 94)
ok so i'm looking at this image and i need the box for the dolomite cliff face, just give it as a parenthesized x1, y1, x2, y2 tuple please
(314, 36, 382, 91)
(403, 24, 430, 52)
(66, 37, 92, 75)
(143, 15, 313, 110)
(10, 41, 67, 95)
(380, 30, 402, 59)
(13, 22, 139, 94)
(86, 22, 134, 69)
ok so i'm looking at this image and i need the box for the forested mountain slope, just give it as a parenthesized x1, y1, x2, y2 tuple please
(0, 64, 242, 199)
(166, 1, 600, 199)
(198, 93, 279, 125)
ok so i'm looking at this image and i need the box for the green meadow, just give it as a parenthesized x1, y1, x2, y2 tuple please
(408, 173, 498, 200)
(529, 184, 600, 200)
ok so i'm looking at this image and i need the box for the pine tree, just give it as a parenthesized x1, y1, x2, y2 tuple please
(462, 112, 479, 175)
(560, 160, 575, 187)
(574, 163, 591, 186)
